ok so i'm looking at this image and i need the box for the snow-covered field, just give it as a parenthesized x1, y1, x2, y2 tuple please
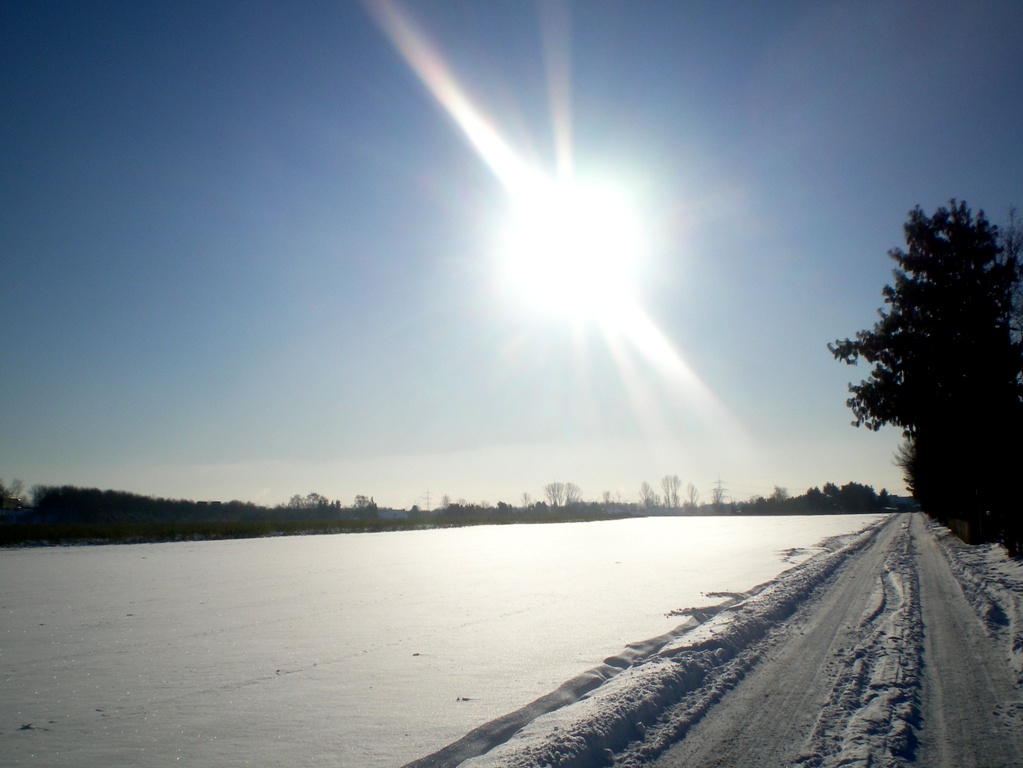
(0, 515, 886, 767)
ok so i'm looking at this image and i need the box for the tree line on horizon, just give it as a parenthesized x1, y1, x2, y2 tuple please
(441, 480, 901, 517)
(9, 202, 1018, 551)
(0, 485, 383, 525)
(0, 478, 901, 529)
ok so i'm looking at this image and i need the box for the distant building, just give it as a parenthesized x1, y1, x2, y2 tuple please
(886, 496, 919, 511)
(0, 507, 32, 524)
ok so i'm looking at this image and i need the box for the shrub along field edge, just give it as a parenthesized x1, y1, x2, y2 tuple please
(0, 511, 636, 548)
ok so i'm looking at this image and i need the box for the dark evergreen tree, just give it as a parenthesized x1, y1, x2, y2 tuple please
(830, 201, 1023, 555)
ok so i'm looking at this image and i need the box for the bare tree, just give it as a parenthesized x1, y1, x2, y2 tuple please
(639, 481, 660, 509)
(564, 482, 582, 505)
(544, 482, 566, 508)
(7, 478, 24, 507)
(31, 484, 50, 507)
(660, 474, 681, 508)
(684, 482, 700, 510)
(521, 491, 532, 509)
(601, 490, 613, 506)
(771, 485, 790, 502)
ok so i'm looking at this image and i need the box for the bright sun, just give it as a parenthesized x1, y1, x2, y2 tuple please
(497, 177, 645, 321)
(370, 0, 750, 451)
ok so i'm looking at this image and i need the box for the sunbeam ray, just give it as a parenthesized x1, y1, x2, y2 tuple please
(365, 0, 751, 451)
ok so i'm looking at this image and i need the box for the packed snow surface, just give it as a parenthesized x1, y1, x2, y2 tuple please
(453, 514, 1023, 768)
(1, 515, 884, 767)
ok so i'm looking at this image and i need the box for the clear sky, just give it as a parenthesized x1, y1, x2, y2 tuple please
(3, 1, 1022, 509)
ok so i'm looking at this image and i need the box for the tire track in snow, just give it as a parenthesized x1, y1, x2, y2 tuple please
(627, 515, 907, 768)
(924, 517, 1023, 687)
(792, 516, 922, 767)
(911, 513, 1023, 768)
(640, 513, 1023, 768)
(429, 518, 889, 768)
(407, 514, 1023, 768)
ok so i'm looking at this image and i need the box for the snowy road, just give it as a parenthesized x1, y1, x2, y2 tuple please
(457, 514, 1023, 767)
(913, 514, 1023, 768)
(639, 514, 1023, 767)
(642, 510, 910, 767)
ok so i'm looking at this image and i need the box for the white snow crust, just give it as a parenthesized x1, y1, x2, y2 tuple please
(448, 515, 1023, 768)
(454, 520, 890, 768)
(924, 518, 1023, 686)
(1, 515, 885, 767)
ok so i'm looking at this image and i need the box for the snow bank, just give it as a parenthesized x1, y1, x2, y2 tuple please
(439, 519, 888, 768)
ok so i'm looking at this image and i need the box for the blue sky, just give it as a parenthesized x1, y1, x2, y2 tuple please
(3, 0, 1022, 508)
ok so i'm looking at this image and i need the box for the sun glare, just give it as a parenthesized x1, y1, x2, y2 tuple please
(367, 0, 752, 451)
(498, 178, 645, 319)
